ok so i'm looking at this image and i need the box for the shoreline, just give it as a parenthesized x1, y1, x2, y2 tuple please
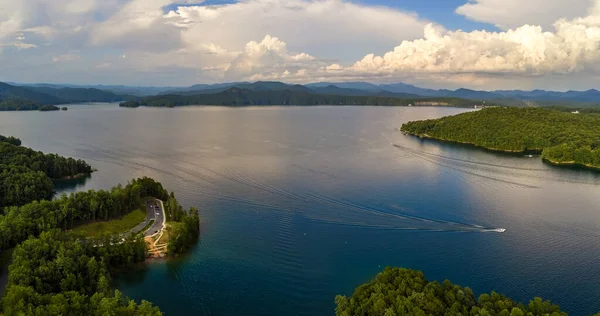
(52, 171, 94, 181)
(542, 158, 600, 171)
(401, 131, 600, 172)
(402, 131, 542, 154)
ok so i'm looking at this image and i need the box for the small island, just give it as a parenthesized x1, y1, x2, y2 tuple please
(400, 107, 600, 170)
(38, 105, 60, 111)
(61, 106, 67, 111)
(336, 267, 568, 315)
(119, 100, 140, 108)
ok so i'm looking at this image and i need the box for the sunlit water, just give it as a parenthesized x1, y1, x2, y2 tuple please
(2, 103, 600, 315)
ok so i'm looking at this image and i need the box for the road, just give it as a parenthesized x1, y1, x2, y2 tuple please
(128, 198, 165, 237)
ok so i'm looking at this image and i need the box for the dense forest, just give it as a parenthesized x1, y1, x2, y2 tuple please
(0, 177, 172, 314)
(164, 192, 201, 255)
(122, 88, 483, 108)
(0, 137, 92, 179)
(0, 165, 53, 208)
(0, 177, 168, 251)
(1, 230, 161, 315)
(0, 135, 93, 207)
(401, 107, 600, 169)
(336, 267, 579, 316)
(0, 100, 59, 111)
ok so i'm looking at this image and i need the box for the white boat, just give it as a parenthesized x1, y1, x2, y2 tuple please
(495, 228, 506, 233)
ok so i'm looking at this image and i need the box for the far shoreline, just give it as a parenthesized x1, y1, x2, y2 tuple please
(400, 132, 600, 173)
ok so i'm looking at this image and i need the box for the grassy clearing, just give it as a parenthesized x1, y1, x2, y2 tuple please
(71, 209, 146, 238)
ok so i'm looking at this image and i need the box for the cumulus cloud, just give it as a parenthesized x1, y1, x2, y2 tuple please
(224, 35, 320, 80)
(164, 0, 427, 61)
(456, 0, 595, 30)
(3, 0, 600, 89)
(53, 53, 80, 63)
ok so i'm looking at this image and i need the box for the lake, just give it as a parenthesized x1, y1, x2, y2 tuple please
(1, 103, 600, 315)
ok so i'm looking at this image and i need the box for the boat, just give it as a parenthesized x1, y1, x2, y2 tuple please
(495, 228, 506, 233)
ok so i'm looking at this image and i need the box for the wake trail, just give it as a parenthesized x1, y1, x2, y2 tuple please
(394, 144, 547, 172)
(399, 147, 540, 189)
(302, 191, 499, 231)
(308, 218, 500, 233)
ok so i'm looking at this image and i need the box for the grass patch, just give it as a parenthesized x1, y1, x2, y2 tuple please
(0, 248, 15, 270)
(71, 209, 146, 238)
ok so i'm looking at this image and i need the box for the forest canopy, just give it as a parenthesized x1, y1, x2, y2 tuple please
(1, 230, 161, 315)
(0, 177, 172, 315)
(401, 107, 600, 169)
(0, 135, 93, 207)
(336, 267, 570, 316)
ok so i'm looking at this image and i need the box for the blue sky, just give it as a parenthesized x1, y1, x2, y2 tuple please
(355, 0, 498, 31)
(0, 0, 599, 90)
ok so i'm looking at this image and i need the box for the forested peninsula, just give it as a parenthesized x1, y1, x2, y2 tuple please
(120, 87, 482, 108)
(335, 267, 594, 316)
(0, 134, 92, 207)
(0, 134, 200, 314)
(401, 107, 600, 170)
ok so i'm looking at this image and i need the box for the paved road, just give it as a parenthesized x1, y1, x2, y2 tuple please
(145, 199, 164, 237)
(128, 199, 165, 236)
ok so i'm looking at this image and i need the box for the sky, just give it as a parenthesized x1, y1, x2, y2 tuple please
(1, 0, 600, 90)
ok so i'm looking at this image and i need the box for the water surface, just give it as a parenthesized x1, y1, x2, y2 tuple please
(1, 104, 599, 315)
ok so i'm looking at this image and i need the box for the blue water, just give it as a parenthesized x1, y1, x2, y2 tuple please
(1, 104, 600, 315)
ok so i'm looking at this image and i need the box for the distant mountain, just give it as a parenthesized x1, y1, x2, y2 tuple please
(306, 82, 381, 91)
(0, 82, 132, 110)
(27, 87, 124, 103)
(378, 83, 438, 96)
(0, 82, 64, 105)
(494, 89, 600, 103)
(14, 83, 177, 96)
(7, 79, 600, 107)
(123, 87, 484, 108)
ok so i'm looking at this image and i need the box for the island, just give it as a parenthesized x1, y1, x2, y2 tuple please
(400, 107, 600, 170)
(0, 134, 200, 314)
(119, 100, 140, 108)
(335, 267, 572, 315)
(61, 107, 67, 111)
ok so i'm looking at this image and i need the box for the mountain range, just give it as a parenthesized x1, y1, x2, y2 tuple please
(1, 80, 600, 110)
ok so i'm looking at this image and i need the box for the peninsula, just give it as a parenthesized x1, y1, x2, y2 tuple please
(0, 134, 199, 314)
(400, 107, 600, 170)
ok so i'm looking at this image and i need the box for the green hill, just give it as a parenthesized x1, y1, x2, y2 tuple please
(401, 107, 600, 170)
(0, 82, 130, 110)
(123, 87, 485, 108)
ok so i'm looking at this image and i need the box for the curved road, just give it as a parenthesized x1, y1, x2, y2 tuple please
(128, 198, 165, 237)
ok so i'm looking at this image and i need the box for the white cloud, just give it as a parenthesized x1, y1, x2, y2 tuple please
(53, 53, 80, 62)
(3, 0, 600, 89)
(166, 0, 427, 61)
(224, 35, 320, 80)
(12, 42, 38, 50)
(456, 0, 595, 30)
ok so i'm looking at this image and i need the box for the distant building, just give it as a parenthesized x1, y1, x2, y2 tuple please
(572, 110, 580, 114)
(414, 101, 450, 106)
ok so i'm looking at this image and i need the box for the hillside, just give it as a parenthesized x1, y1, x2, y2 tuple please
(0, 82, 130, 110)
(122, 87, 483, 108)
(401, 107, 600, 170)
